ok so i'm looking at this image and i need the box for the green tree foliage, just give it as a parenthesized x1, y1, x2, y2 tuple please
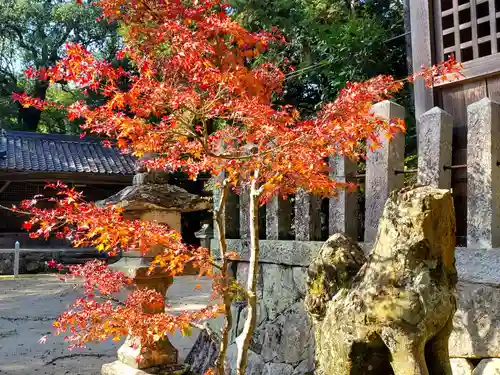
(229, 0, 416, 156)
(229, 0, 408, 109)
(0, 0, 119, 132)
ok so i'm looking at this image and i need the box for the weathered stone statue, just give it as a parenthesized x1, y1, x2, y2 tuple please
(305, 186, 457, 375)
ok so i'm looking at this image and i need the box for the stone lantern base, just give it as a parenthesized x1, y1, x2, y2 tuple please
(102, 255, 188, 375)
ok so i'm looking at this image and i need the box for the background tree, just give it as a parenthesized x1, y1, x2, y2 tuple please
(0, 0, 119, 132)
(12, 1, 460, 374)
(228, 0, 420, 160)
(228, 0, 407, 110)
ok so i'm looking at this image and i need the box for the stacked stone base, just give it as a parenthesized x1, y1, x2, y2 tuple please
(451, 359, 500, 375)
(450, 280, 500, 375)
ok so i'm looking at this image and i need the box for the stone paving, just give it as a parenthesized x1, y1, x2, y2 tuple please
(0, 275, 213, 375)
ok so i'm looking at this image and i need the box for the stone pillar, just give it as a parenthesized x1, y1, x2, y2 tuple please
(266, 196, 293, 240)
(417, 107, 453, 188)
(212, 179, 239, 240)
(115, 272, 179, 371)
(295, 190, 322, 241)
(467, 98, 500, 248)
(195, 224, 214, 250)
(364, 100, 405, 243)
(239, 187, 251, 240)
(225, 190, 240, 239)
(328, 155, 358, 239)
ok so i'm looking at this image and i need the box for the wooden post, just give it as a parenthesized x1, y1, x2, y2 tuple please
(410, 0, 435, 125)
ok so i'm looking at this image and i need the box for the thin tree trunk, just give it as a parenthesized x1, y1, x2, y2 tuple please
(214, 180, 233, 375)
(236, 171, 260, 375)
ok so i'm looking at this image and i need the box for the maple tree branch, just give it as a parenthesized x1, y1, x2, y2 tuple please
(236, 168, 261, 375)
(97, 294, 126, 307)
(0, 204, 31, 215)
(206, 134, 306, 161)
(213, 178, 233, 375)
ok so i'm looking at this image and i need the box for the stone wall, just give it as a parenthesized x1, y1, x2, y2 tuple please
(0, 251, 54, 274)
(0, 248, 112, 275)
(208, 240, 500, 375)
(222, 261, 314, 375)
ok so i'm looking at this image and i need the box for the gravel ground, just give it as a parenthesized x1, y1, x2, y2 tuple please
(0, 275, 213, 375)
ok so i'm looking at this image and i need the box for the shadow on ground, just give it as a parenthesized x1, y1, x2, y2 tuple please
(0, 275, 212, 375)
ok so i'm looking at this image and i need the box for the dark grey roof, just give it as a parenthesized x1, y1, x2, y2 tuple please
(0, 130, 136, 175)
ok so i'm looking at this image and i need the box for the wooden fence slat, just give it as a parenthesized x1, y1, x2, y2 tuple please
(489, 0, 498, 53)
(452, 0, 462, 61)
(471, 0, 480, 58)
(410, 0, 435, 120)
(435, 0, 445, 62)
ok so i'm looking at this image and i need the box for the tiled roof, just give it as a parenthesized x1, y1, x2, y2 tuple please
(0, 130, 136, 175)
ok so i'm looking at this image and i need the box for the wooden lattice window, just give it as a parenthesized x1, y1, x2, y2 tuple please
(435, 0, 500, 62)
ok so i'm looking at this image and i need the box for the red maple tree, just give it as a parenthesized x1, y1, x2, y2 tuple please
(13, 1, 462, 374)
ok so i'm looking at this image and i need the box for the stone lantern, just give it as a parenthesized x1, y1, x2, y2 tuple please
(100, 165, 211, 375)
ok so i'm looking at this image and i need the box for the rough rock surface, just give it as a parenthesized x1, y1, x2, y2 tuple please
(450, 358, 475, 375)
(262, 362, 294, 375)
(305, 233, 365, 321)
(472, 359, 500, 375)
(0, 253, 13, 273)
(184, 330, 222, 375)
(306, 186, 458, 375)
(450, 281, 500, 358)
(226, 345, 264, 375)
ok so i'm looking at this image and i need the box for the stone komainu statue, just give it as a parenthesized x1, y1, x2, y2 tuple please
(305, 186, 457, 375)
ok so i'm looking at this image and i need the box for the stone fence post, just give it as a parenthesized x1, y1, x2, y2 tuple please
(364, 100, 405, 243)
(467, 98, 500, 248)
(328, 155, 358, 239)
(195, 224, 214, 250)
(239, 187, 251, 240)
(13, 241, 20, 278)
(212, 176, 239, 242)
(417, 107, 453, 188)
(266, 196, 293, 240)
(295, 190, 322, 241)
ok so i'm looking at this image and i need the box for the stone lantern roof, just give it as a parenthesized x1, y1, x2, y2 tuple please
(98, 183, 212, 213)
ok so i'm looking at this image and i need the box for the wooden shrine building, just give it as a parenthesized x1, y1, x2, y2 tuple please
(0, 130, 136, 248)
(410, 0, 500, 243)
